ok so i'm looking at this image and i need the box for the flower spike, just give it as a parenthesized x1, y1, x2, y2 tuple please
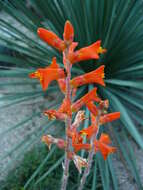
(37, 28, 66, 51)
(29, 57, 65, 91)
(70, 65, 105, 88)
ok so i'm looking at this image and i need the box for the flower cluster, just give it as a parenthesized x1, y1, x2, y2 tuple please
(29, 21, 120, 190)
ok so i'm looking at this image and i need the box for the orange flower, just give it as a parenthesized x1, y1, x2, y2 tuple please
(68, 40, 106, 64)
(80, 121, 98, 139)
(80, 125, 97, 139)
(71, 87, 101, 112)
(44, 110, 66, 121)
(99, 133, 111, 144)
(70, 65, 105, 88)
(94, 134, 116, 160)
(58, 78, 66, 94)
(86, 101, 98, 117)
(73, 143, 91, 153)
(58, 98, 72, 116)
(68, 129, 83, 145)
(29, 57, 65, 91)
(37, 28, 66, 51)
(100, 112, 120, 124)
(72, 132, 83, 145)
(63, 20, 74, 45)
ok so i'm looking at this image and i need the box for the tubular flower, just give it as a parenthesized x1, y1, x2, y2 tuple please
(63, 20, 74, 45)
(67, 129, 83, 145)
(94, 134, 116, 160)
(58, 78, 66, 94)
(58, 98, 72, 116)
(73, 143, 91, 153)
(100, 112, 120, 124)
(86, 101, 98, 117)
(37, 28, 66, 51)
(42, 135, 66, 150)
(44, 110, 67, 121)
(80, 125, 98, 139)
(68, 40, 106, 64)
(71, 87, 101, 112)
(29, 57, 65, 91)
(70, 65, 105, 88)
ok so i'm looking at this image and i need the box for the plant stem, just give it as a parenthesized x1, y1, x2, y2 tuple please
(78, 112, 101, 190)
(61, 48, 72, 190)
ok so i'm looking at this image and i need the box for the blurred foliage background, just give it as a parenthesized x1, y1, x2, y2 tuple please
(0, 0, 143, 189)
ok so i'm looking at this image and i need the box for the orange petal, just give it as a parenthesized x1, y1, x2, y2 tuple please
(71, 87, 101, 112)
(69, 40, 102, 64)
(71, 65, 105, 88)
(99, 144, 116, 160)
(63, 20, 74, 44)
(58, 78, 66, 94)
(37, 28, 65, 51)
(73, 143, 90, 152)
(58, 98, 72, 116)
(95, 140, 116, 160)
(49, 57, 60, 69)
(100, 112, 120, 124)
(86, 101, 98, 117)
(80, 125, 97, 139)
(99, 134, 111, 145)
(29, 57, 65, 91)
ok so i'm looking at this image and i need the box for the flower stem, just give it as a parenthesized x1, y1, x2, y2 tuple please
(61, 48, 72, 190)
(78, 112, 101, 190)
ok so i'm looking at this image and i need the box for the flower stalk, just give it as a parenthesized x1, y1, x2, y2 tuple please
(61, 47, 72, 190)
(78, 111, 101, 190)
(29, 20, 120, 190)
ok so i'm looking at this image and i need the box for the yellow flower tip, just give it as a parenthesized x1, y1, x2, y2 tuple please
(80, 132, 87, 137)
(98, 46, 107, 54)
(71, 106, 77, 112)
